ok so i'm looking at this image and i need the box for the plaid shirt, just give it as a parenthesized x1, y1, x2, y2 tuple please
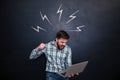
(29, 40, 72, 72)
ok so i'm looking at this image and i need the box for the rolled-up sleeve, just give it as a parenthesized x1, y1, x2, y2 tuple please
(29, 48, 46, 60)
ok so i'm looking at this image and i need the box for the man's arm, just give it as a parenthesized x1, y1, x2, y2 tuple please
(66, 47, 72, 68)
(29, 43, 46, 59)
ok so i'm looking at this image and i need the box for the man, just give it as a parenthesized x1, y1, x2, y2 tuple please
(29, 30, 78, 80)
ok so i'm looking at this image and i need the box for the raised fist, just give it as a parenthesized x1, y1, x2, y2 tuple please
(36, 43, 45, 50)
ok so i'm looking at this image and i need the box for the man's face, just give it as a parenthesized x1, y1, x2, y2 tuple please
(56, 38, 68, 50)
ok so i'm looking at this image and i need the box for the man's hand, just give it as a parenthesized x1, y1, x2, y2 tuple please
(36, 43, 45, 50)
(67, 72, 79, 78)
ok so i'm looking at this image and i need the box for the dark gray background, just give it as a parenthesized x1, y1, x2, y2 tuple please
(1, 0, 120, 80)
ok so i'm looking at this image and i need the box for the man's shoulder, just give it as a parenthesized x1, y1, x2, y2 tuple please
(45, 40, 54, 46)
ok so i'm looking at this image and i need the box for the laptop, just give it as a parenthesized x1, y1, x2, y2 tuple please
(57, 61, 88, 77)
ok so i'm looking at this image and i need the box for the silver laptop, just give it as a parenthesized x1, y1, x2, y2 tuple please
(57, 61, 88, 77)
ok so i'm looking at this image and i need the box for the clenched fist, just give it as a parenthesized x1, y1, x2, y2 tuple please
(36, 43, 46, 50)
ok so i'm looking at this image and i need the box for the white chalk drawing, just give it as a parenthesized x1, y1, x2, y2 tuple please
(32, 26, 46, 32)
(68, 25, 85, 32)
(32, 4, 85, 32)
(40, 11, 52, 25)
(57, 4, 63, 22)
(66, 10, 79, 24)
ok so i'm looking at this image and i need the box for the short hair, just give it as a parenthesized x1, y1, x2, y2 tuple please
(56, 30, 70, 39)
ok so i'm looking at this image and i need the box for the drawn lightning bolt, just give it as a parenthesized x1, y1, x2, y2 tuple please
(32, 26, 46, 32)
(69, 25, 85, 32)
(57, 4, 63, 22)
(66, 10, 79, 24)
(40, 11, 52, 25)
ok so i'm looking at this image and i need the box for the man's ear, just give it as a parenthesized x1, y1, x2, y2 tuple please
(55, 38, 58, 41)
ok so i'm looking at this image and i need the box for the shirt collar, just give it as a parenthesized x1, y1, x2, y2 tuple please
(51, 40, 55, 45)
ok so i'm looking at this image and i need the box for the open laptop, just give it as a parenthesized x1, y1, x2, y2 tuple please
(57, 61, 88, 77)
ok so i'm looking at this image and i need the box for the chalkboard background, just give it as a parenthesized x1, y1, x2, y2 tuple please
(1, 0, 120, 80)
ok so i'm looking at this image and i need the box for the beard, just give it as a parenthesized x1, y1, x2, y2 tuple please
(56, 42, 65, 50)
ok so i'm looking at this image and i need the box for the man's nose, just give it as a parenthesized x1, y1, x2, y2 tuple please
(62, 43, 66, 46)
